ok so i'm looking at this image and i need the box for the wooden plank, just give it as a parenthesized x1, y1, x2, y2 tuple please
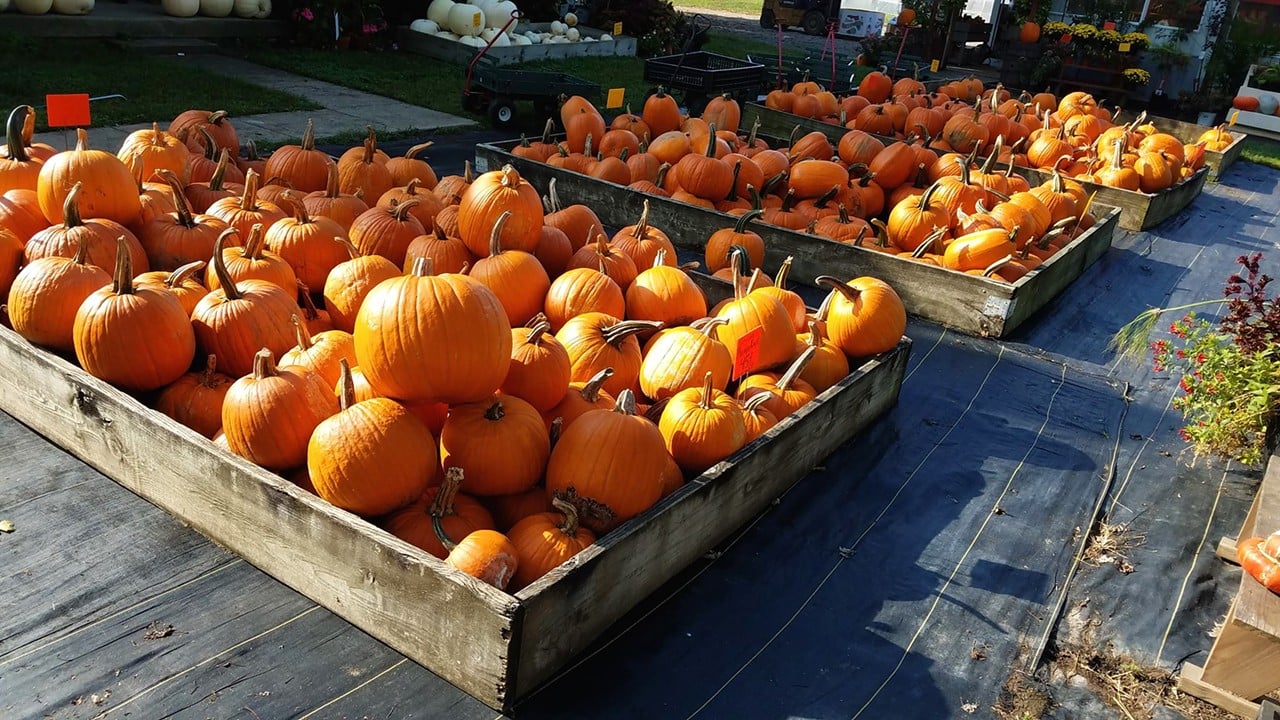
(0, 325, 521, 712)
(1016, 165, 1208, 231)
(742, 103, 850, 146)
(511, 338, 911, 697)
(1145, 114, 1247, 179)
(1216, 485, 1262, 564)
(1178, 661, 1262, 719)
(1235, 456, 1280, 638)
(475, 141, 1119, 338)
(1199, 612, 1280, 702)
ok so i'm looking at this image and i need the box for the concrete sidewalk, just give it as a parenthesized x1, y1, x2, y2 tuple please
(33, 55, 475, 153)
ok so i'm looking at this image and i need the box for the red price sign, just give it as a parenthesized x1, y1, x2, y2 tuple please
(733, 326, 763, 379)
(1102, 20, 1116, 30)
(45, 94, 90, 128)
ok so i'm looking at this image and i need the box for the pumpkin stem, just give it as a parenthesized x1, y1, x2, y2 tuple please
(212, 229, 243, 301)
(815, 275, 860, 305)
(779, 188, 798, 213)
(578, 367, 614, 402)
(744, 268, 765, 294)
(704, 123, 718, 158)
(851, 226, 869, 247)
(299, 118, 317, 151)
(70, 235, 89, 265)
(291, 313, 313, 351)
(725, 162, 741, 202)
(652, 248, 667, 269)
(777, 346, 816, 393)
(4, 106, 30, 163)
(165, 260, 206, 289)
(912, 227, 947, 258)
(982, 255, 1015, 278)
(527, 320, 552, 345)
(732, 207, 763, 234)
(742, 391, 773, 414)
(430, 468, 465, 552)
(551, 497, 580, 537)
(207, 149, 231, 191)
(774, 256, 793, 287)
(289, 193, 313, 224)
(410, 256, 435, 277)
(200, 354, 220, 386)
(601, 319, 663, 347)
(243, 223, 267, 259)
(488, 211, 510, 256)
(335, 235, 361, 260)
(157, 169, 197, 227)
(74, 127, 90, 152)
(746, 117, 760, 148)
(239, 169, 261, 211)
(336, 358, 356, 411)
(62, 182, 85, 229)
(360, 126, 378, 164)
(696, 370, 717, 411)
(691, 316, 729, 337)
(807, 319, 826, 348)
(391, 197, 421, 222)
(549, 416, 563, 450)
(547, 176, 563, 213)
(654, 162, 671, 188)
(251, 348, 278, 380)
(613, 388, 638, 416)
(110, 236, 134, 296)
(198, 127, 219, 162)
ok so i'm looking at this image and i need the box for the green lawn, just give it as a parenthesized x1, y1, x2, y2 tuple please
(0, 35, 318, 132)
(674, 0, 761, 16)
(1242, 136, 1280, 170)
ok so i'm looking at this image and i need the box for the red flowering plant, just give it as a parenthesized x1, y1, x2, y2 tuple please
(1112, 253, 1280, 465)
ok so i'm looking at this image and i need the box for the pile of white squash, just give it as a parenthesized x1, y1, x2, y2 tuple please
(162, 0, 271, 18)
(409, 0, 612, 48)
(3, 0, 96, 16)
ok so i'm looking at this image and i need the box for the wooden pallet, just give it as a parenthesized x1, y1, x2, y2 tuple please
(0, 290, 910, 711)
(1178, 451, 1280, 718)
(475, 140, 1120, 338)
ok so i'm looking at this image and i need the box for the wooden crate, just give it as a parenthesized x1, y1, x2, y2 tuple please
(743, 102, 851, 145)
(1145, 114, 1246, 180)
(475, 141, 1121, 338)
(0, 305, 909, 711)
(1014, 165, 1209, 231)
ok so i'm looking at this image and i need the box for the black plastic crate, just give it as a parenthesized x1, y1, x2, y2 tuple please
(643, 51, 764, 95)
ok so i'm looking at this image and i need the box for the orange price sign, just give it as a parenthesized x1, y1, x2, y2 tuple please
(733, 326, 763, 379)
(45, 94, 90, 128)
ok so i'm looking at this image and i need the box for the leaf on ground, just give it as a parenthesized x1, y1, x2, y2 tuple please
(0, 519, 13, 533)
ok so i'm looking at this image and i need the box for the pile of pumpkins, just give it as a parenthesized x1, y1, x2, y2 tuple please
(161, 0, 271, 18)
(0, 104, 905, 592)
(764, 72, 1220, 195)
(511, 90, 1111, 281)
(411, 0, 611, 48)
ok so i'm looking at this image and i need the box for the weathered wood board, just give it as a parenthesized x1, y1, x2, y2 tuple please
(0, 313, 908, 710)
(1015, 165, 1209, 231)
(1145, 114, 1245, 180)
(475, 141, 1120, 338)
(743, 102, 852, 146)
(1178, 448, 1280, 717)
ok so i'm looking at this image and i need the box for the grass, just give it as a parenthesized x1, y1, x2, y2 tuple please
(0, 35, 318, 132)
(1242, 136, 1280, 170)
(673, 0, 761, 15)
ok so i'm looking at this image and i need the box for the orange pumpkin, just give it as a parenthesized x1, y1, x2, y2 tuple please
(223, 348, 339, 471)
(37, 128, 141, 227)
(507, 497, 597, 590)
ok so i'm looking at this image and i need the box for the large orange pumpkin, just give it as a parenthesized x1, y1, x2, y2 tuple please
(507, 497, 597, 590)
(6, 237, 109, 351)
(354, 258, 512, 404)
(262, 118, 330, 192)
(222, 348, 339, 471)
(37, 128, 141, 227)
(816, 276, 906, 357)
(154, 354, 233, 439)
(441, 393, 550, 497)
(383, 467, 495, 558)
(544, 390, 668, 534)
(457, 164, 543, 257)
(308, 360, 436, 516)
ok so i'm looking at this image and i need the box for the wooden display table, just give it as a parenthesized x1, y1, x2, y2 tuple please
(1178, 454, 1280, 717)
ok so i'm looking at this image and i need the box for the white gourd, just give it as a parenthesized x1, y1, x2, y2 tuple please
(485, 0, 516, 28)
(512, 33, 532, 46)
(13, 0, 52, 13)
(550, 19, 565, 34)
(566, 27, 580, 41)
(599, 33, 612, 41)
(460, 34, 487, 47)
(490, 31, 511, 47)
(160, 0, 198, 16)
(410, 18, 439, 33)
(51, 0, 92, 13)
(582, 36, 596, 42)
(253, 0, 270, 18)
(232, 0, 260, 17)
(448, 2, 483, 36)
(480, 26, 500, 41)
(563, 11, 577, 26)
(436, 30, 460, 40)
(426, 0, 454, 26)
(198, 0, 233, 16)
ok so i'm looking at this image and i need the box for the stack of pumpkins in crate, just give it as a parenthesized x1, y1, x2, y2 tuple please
(0, 104, 905, 592)
(411, 0, 610, 47)
(520, 90, 1106, 282)
(763, 71, 1220, 195)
